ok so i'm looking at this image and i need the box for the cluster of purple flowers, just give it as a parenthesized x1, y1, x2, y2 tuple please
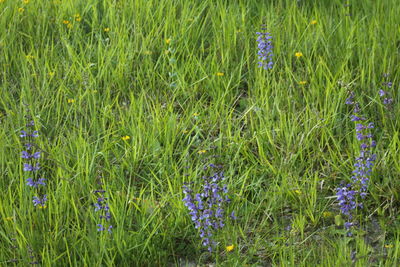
(256, 25, 273, 70)
(337, 92, 376, 232)
(20, 115, 47, 208)
(183, 163, 235, 252)
(94, 189, 112, 234)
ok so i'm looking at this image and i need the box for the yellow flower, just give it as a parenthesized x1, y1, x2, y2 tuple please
(226, 245, 234, 252)
(299, 81, 307, 85)
(310, 20, 317, 25)
(0, 0, 5, 3)
(216, 72, 224, 76)
(323, 211, 333, 218)
(75, 16, 82, 22)
(165, 38, 171, 45)
(67, 99, 75, 103)
(18, 7, 25, 13)
(63, 20, 70, 24)
(294, 189, 302, 195)
(25, 55, 34, 60)
(104, 27, 110, 32)
(295, 52, 303, 58)
(193, 112, 199, 116)
(385, 244, 394, 248)
(23, 0, 29, 3)
(197, 149, 207, 154)
(67, 23, 73, 29)
(122, 135, 130, 141)
(38, 205, 47, 209)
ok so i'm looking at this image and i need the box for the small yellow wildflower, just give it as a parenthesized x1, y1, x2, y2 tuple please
(226, 245, 234, 252)
(18, 7, 25, 13)
(74, 14, 82, 22)
(310, 20, 317, 25)
(197, 150, 207, 154)
(38, 205, 47, 209)
(294, 189, 302, 195)
(25, 55, 34, 60)
(63, 20, 70, 24)
(295, 52, 303, 58)
(385, 244, 393, 248)
(67, 99, 75, 103)
(323, 211, 333, 218)
(0, 0, 5, 4)
(193, 112, 199, 116)
(122, 136, 130, 141)
(67, 23, 73, 29)
(104, 27, 110, 32)
(165, 38, 171, 45)
(23, 0, 29, 3)
(299, 81, 307, 85)
(216, 72, 224, 76)
(4, 217, 13, 221)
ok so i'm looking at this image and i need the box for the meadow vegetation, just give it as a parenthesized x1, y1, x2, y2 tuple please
(0, 0, 399, 266)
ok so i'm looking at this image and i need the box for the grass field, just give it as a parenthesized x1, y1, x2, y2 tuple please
(1, 0, 400, 266)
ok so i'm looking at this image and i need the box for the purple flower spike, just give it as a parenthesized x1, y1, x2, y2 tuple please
(256, 26, 273, 70)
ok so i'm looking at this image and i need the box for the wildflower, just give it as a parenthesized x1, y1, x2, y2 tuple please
(226, 245, 234, 252)
(33, 195, 47, 207)
(197, 150, 207, 154)
(0, 0, 5, 3)
(25, 55, 34, 60)
(23, 0, 29, 3)
(295, 52, 303, 58)
(104, 27, 110, 32)
(336, 91, 376, 233)
(193, 113, 199, 117)
(93, 189, 112, 234)
(216, 72, 224, 76)
(385, 244, 394, 248)
(67, 99, 75, 103)
(294, 189, 302, 195)
(121, 135, 130, 141)
(165, 38, 171, 45)
(310, 20, 317, 25)
(63, 20, 70, 24)
(18, 7, 24, 13)
(256, 26, 273, 69)
(299, 81, 307, 85)
(74, 14, 81, 22)
(182, 163, 234, 252)
(67, 23, 73, 29)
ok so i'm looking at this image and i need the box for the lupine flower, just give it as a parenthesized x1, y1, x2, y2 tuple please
(20, 114, 47, 208)
(32, 195, 47, 207)
(379, 74, 394, 106)
(256, 25, 273, 70)
(183, 163, 234, 252)
(93, 188, 112, 233)
(337, 92, 376, 233)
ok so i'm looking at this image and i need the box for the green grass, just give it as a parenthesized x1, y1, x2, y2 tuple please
(1, 0, 400, 266)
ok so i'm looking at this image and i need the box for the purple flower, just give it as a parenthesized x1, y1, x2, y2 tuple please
(256, 26, 273, 70)
(23, 163, 40, 172)
(26, 178, 46, 188)
(182, 163, 234, 252)
(32, 195, 47, 207)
